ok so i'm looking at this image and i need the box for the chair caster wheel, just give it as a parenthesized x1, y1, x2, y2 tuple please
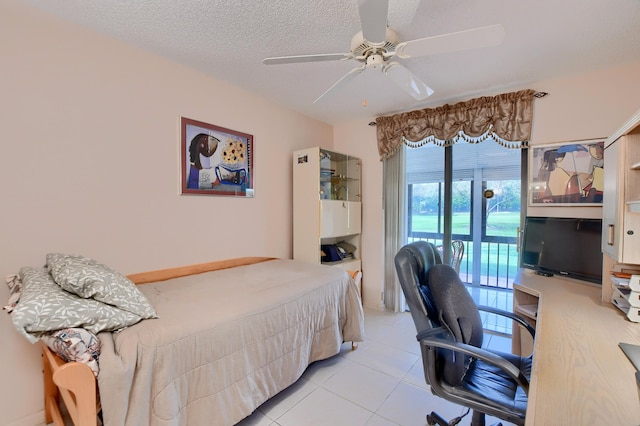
(426, 412, 448, 426)
(426, 414, 436, 425)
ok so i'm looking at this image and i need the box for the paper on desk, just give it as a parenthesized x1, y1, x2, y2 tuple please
(613, 294, 632, 310)
(611, 275, 631, 287)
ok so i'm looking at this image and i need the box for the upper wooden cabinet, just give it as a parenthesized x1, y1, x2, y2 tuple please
(293, 147, 362, 270)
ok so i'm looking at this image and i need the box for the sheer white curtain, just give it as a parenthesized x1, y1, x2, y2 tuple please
(383, 145, 407, 312)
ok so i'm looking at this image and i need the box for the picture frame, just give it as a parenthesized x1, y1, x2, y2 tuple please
(528, 138, 604, 206)
(181, 117, 254, 197)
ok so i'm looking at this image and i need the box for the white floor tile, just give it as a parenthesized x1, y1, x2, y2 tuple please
(365, 414, 401, 425)
(235, 409, 273, 426)
(275, 387, 373, 426)
(375, 381, 467, 426)
(302, 353, 348, 385)
(402, 358, 428, 390)
(256, 377, 318, 420)
(321, 361, 400, 412)
(363, 310, 420, 354)
(344, 340, 419, 379)
(486, 333, 513, 353)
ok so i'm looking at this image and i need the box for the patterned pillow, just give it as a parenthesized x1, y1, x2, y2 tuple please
(41, 328, 101, 376)
(11, 266, 147, 343)
(46, 253, 157, 319)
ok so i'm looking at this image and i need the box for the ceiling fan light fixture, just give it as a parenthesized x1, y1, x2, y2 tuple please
(365, 54, 385, 69)
(349, 28, 399, 58)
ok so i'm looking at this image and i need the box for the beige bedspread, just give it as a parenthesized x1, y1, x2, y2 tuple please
(97, 259, 364, 426)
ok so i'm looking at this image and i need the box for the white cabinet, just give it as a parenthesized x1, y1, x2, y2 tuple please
(293, 147, 362, 271)
(602, 121, 640, 264)
(320, 200, 361, 238)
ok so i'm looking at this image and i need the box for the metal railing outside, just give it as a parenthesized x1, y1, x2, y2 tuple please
(408, 232, 519, 289)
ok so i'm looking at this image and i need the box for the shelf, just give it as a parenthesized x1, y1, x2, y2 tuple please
(630, 161, 640, 170)
(626, 201, 640, 213)
(515, 303, 538, 320)
(322, 257, 358, 266)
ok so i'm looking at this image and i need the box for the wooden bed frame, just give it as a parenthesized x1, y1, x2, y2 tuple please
(41, 256, 274, 426)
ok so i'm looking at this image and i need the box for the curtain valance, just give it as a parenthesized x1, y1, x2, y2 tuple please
(376, 89, 535, 160)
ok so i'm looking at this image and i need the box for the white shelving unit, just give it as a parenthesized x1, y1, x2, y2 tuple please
(293, 147, 362, 273)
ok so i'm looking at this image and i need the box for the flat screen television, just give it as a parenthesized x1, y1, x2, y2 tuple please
(521, 216, 603, 284)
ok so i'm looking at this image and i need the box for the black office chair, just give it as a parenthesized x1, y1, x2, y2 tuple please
(394, 241, 535, 426)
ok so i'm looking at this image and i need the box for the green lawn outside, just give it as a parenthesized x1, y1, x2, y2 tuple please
(410, 211, 521, 285)
(411, 211, 520, 237)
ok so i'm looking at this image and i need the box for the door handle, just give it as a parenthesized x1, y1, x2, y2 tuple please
(608, 224, 614, 246)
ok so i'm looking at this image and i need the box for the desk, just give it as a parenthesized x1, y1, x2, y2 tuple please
(513, 269, 640, 425)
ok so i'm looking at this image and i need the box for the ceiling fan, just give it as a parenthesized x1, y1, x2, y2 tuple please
(262, 0, 505, 103)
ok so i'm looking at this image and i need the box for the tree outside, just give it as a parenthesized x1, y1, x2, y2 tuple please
(410, 179, 521, 287)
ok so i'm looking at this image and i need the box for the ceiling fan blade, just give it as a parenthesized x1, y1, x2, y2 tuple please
(396, 24, 506, 58)
(313, 65, 366, 104)
(358, 0, 389, 44)
(383, 62, 433, 100)
(263, 52, 351, 65)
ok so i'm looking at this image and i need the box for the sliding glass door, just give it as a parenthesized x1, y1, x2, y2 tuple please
(406, 140, 525, 288)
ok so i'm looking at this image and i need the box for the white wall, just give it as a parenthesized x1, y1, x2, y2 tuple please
(333, 121, 384, 309)
(3, 1, 640, 424)
(0, 2, 332, 424)
(335, 60, 640, 311)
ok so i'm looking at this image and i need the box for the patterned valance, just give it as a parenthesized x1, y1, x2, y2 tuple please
(376, 89, 535, 160)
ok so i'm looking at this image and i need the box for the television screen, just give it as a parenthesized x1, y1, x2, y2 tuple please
(521, 216, 603, 284)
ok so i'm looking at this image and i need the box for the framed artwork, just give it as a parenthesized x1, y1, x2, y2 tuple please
(528, 139, 604, 206)
(181, 117, 254, 197)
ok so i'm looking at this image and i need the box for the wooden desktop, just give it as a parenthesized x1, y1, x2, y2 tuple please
(512, 268, 640, 425)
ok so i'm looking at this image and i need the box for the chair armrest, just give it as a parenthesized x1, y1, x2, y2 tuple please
(477, 305, 536, 339)
(416, 327, 530, 394)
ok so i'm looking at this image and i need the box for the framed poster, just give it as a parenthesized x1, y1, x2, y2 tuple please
(181, 117, 254, 197)
(528, 139, 604, 206)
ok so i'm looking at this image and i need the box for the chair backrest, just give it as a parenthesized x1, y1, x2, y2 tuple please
(395, 241, 483, 386)
(394, 241, 442, 335)
(427, 263, 483, 385)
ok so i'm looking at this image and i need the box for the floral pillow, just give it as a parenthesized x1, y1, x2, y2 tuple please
(41, 328, 101, 376)
(11, 266, 148, 343)
(45, 253, 157, 319)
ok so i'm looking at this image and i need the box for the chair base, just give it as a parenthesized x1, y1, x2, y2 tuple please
(426, 411, 450, 426)
(426, 409, 503, 426)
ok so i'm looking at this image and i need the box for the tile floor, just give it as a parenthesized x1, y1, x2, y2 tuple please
(237, 287, 517, 426)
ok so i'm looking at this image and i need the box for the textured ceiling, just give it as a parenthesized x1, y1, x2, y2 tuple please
(20, 0, 640, 125)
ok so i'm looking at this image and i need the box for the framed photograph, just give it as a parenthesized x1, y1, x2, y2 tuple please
(529, 139, 604, 206)
(181, 117, 254, 197)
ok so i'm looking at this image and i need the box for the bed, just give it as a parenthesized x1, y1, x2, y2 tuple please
(10, 256, 364, 426)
